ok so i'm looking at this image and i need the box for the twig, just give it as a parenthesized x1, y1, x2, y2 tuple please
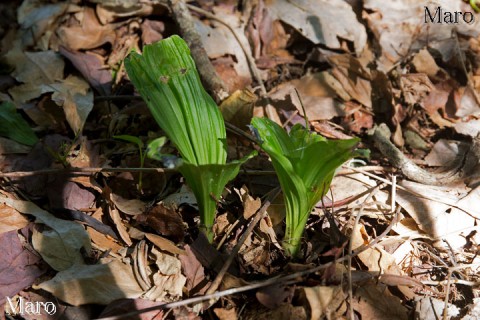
(371, 123, 480, 185)
(169, 0, 229, 102)
(206, 187, 281, 295)
(0, 167, 276, 178)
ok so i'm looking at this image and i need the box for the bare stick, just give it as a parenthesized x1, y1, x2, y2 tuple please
(0, 167, 276, 178)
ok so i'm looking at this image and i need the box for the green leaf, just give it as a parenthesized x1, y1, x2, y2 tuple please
(146, 136, 168, 162)
(125, 35, 254, 241)
(114, 135, 144, 149)
(0, 101, 38, 146)
(179, 152, 257, 242)
(251, 117, 359, 257)
(125, 35, 226, 166)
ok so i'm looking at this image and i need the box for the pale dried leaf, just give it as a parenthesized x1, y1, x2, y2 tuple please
(269, 74, 345, 121)
(304, 285, 345, 320)
(145, 232, 185, 256)
(411, 49, 440, 77)
(424, 139, 462, 167)
(0, 203, 29, 234)
(266, 0, 366, 54)
(179, 245, 207, 294)
(242, 193, 261, 220)
(364, 0, 480, 70)
(109, 207, 132, 246)
(352, 284, 408, 320)
(214, 308, 237, 320)
(415, 296, 459, 320)
(396, 181, 476, 249)
(50, 75, 94, 133)
(111, 193, 146, 216)
(35, 261, 144, 306)
(144, 247, 186, 301)
(351, 224, 403, 275)
(454, 119, 480, 137)
(56, 7, 116, 50)
(1, 196, 91, 271)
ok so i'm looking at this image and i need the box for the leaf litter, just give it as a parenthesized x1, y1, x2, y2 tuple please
(1, 0, 480, 319)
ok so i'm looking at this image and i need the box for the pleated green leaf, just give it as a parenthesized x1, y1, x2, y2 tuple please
(251, 117, 359, 257)
(179, 152, 256, 241)
(125, 35, 226, 166)
(125, 36, 254, 241)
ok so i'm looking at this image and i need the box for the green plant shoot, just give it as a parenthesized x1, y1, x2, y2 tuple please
(251, 117, 359, 258)
(0, 101, 38, 146)
(125, 35, 255, 241)
(114, 135, 147, 191)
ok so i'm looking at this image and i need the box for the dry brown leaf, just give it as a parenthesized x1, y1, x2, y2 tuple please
(352, 284, 408, 320)
(364, 0, 480, 70)
(35, 260, 144, 306)
(136, 204, 185, 242)
(111, 193, 146, 216)
(1, 196, 91, 271)
(109, 207, 132, 246)
(269, 74, 345, 121)
(243, 303, 306, 320)
(87, 208, 123, 253)
(396, 181, 477, 249)
(411, 49, 440, 77)
(140, 19, 165, 45)
(0, 202, 29, 234)
(0, 230, 45, 307)
(220, 89, 256, 129)
(304, 285, 346, 320)
(179, 245, 208, 294)
(143, 247, 186, 301)
(59, 47, 112, 96)
(400, 73, 435, 105)
(145, 232, 185, 256)
(195, 8, 252, 91)
(214, 307, 237, 320)
(415, 296, 460, 320)
(351, 224, 403, 275)
(256, 284, 294, 309)
(56, 7, 116, 50)
(50, 75, 94, 133)
(265, 0, 366, 54)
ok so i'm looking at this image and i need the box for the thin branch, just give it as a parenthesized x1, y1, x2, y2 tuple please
(0, 167, 277, 178)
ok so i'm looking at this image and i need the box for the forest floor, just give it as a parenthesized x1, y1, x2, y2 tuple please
(1, 0, 480, 319)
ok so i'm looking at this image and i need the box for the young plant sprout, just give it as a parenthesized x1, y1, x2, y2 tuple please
(251, 117, 359, 258)
(125, 36, 255, 242)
